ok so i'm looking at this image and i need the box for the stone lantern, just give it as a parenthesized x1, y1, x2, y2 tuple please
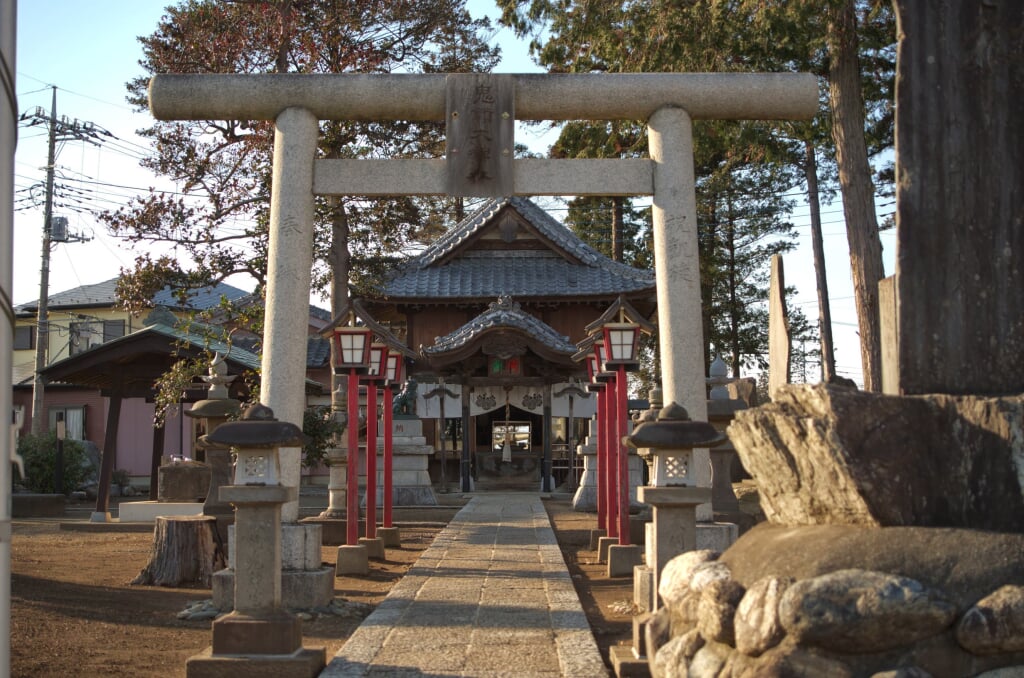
(184, 353, 240, 541)
(627, 403, 725, 604)
(186, 403, 324, 677)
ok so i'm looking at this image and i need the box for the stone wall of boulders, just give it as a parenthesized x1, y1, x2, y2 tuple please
(647, 525, 1024, 677)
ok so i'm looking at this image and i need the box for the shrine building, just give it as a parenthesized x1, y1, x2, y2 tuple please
(359, 196, 656, 491)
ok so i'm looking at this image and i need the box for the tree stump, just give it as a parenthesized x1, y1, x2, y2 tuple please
(131, 515, 226, 587)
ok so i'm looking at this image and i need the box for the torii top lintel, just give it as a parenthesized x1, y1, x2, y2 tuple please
(148, 72, 818, 123)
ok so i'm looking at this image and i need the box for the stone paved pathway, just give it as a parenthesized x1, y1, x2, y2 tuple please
(321, 493, 609, 677)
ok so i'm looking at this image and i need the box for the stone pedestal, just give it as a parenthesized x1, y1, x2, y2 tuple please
(377, 526, 401, 548)
(706, 394, 745, 522)
(387, 418, 438, 506)
(319, 447, 347, 519)
(607, 544, 643, 578)
(202, 447, 235, 540)
(633, 564, 655, 613)
(638, 485, 711, 605)
(159, 461, 211, 502)
(336, 544, 368, 575)
(213, 521, 334, 612)
(358, 536, 384, 560)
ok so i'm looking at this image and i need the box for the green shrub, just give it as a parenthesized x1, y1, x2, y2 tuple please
(302, 406, 343, 469)
(15, 433, 94, 495)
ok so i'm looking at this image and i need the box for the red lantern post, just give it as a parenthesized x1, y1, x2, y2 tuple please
(602, 322, 641, 547)
(331, 324, 372, 547)
(594, 339, 618, 541)
(362, 343, 389, 542)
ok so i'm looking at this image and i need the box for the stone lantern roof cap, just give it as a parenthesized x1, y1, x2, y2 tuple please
(624, 401, 726, 450)
(203, 403, 306, 448)
(186, 398, 242, 420)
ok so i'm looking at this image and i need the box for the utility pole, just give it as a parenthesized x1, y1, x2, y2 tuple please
(29, 87, 57, 435)
(19, 88, 104, 435)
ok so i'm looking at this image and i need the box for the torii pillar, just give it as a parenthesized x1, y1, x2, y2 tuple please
(149, 72, 817, 607)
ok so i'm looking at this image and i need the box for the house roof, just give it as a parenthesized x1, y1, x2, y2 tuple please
(14, 277, 252, 315)
(37, 322, 323, 397)
(377, 197, 655, 302)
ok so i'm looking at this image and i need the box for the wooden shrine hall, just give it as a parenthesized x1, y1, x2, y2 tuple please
(360, 196, 657, 491)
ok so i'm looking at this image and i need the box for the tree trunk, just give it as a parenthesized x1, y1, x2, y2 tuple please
(611, 196, 624, 262)
(893, 0, 1024, 395)
(827, 0, 885, 391)
(804, 140, 836, 383)
(131, 515, 226, 587)
(329, 197, 351, 401)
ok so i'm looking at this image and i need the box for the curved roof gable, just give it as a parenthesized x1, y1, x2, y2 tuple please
(423, 296, 577, 358)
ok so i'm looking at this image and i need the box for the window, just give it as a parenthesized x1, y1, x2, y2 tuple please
(48, 406, 85, 440)
(13, 325, 35, 350)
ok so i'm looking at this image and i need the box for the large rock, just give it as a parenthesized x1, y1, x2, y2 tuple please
(727, 384, 1024, 530)
(734, 576, 793, 657)
(778, 569, 957, 653)
(697, 578, 746, 646)
(719, 523, 1024, 612)
(658, 549, 720, 608)
(957, 586, 1024, 654)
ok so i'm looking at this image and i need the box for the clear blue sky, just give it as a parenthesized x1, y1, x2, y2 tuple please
(11, 0, 894, 386)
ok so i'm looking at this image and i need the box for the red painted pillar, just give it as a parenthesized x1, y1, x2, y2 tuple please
(365, 384, 377, 540)
(605, 377, 618, 540)
(346, 370, 360, 546)
(595, 387, 606, 533)
(382, 386, 394, 528)
(617, 365, 630, 545)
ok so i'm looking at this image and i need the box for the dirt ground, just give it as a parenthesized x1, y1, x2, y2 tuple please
(10, 496, 634, 678)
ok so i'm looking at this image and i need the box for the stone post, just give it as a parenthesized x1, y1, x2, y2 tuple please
(706, 356, 744, 521)
(320, 384, 348, 520)
(186, 404, 324, 678)
(648, 107, 712, 521)
(213, 107, 334, 611)
(571, 417, 599, 512)
(261, 106, 318, 524)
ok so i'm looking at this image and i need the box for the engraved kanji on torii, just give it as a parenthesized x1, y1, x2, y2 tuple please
(148, 71, 817, 521)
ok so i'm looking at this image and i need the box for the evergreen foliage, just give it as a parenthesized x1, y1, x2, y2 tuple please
(15, 434, 93, 495)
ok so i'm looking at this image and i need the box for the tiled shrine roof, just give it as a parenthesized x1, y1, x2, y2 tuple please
(379, 197, 655, 301)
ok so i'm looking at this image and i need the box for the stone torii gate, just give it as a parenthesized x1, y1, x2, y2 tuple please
(149, 72, 817, 528)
